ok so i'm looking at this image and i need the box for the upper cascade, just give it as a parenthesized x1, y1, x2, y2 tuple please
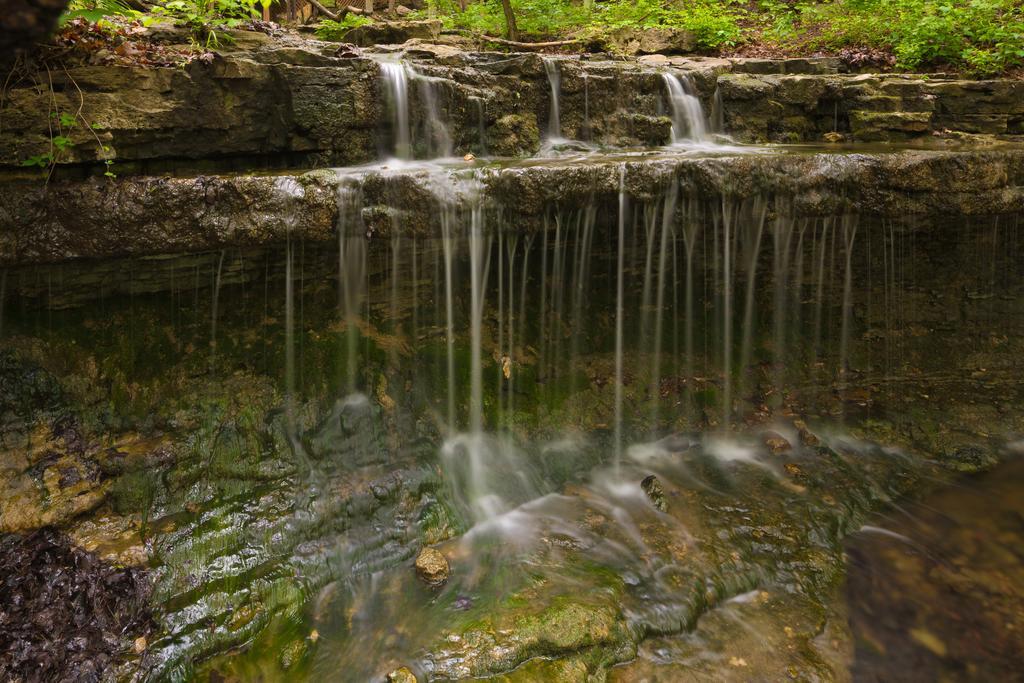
(543, 57, 563, 142)
(662, 72, 711, 144)
(377, 57, 454, 161)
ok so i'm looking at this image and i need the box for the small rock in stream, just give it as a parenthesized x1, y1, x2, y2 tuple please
(763, 432, 792, 454)
(793, 419, 819, 446)
(415, 547, 449, 586)
(641, 475, 668, 512)
(388, 666, 419, 683)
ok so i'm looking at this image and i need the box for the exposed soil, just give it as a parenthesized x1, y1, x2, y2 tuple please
(0, 527, 154, 683)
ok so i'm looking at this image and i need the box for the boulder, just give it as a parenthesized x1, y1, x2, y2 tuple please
(605, 27, 696, 55)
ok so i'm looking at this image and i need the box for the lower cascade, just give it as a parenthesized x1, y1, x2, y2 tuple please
(1, 24, 1023, 683)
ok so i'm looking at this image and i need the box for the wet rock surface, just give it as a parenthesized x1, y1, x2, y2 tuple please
(0, 527, 153, 682)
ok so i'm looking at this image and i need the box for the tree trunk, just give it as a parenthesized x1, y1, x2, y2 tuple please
(499, 0, 518, 42)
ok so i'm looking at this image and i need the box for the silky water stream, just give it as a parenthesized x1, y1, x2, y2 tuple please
(3, 177, 1023, 681)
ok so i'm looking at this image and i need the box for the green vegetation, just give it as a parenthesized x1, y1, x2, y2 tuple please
(421, 0, 744, 50)
(315, 14, 373, 41)
(56, 0, 1024, 75)
(60, 0, 274, 46)
(762, 0, 1024, 76)
(416, 0, 1023, 74)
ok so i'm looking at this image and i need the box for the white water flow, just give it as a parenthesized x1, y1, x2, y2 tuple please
(662, 72, 709, 143)
(711, 86, 725, 134)
(379, 61, 411, 159)
(543, 57, 563, 140)
(417, 75, 453, 158)
(614, 166, 627, 470)
(378, 58, 458, 159)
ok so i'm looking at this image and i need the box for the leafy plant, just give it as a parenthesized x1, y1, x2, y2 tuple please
(59, 0, 139, 25)
(20, 106, 116, 179)
(150, 0, 267, 46)
(772, 0, 1024, 75)
(315, 14, 373, 41)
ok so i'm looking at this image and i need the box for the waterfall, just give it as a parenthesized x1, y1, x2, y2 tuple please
(543, 57, 563, 140)
(379, 61, 411, 159)
(418, 75, 453, 159)
(711, 86, 725, 134)
(378, 59, 454, 159)
(662, 72, 709, 143)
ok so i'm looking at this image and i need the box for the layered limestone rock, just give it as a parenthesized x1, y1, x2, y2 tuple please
(3, 149, 1024, 266)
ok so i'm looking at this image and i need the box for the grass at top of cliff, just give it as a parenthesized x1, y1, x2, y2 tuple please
(419, 0, 1024, 76)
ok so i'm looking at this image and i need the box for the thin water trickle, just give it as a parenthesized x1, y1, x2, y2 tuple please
(543, 57, 562, 141)
(472, 96, 487, 155)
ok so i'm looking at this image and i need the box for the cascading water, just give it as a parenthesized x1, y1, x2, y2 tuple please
(379, 60, 412, 159)
(662, 72, 710, 143)
(417, 75, 453, 159)
(543, 57, 563, 141)
(377, 59, 454, 159)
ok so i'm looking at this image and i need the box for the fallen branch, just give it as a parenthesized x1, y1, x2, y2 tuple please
(306, 0, 338, 20)
(475, 34, 580, 49)
(306, 0, 371, 20)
